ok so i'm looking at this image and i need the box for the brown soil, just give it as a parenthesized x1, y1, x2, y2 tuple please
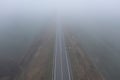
(65, 32, 105, 80)
(16, 26, 55, 80)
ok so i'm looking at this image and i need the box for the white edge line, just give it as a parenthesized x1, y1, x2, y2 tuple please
(63, 31, 72, 80)
(53, 28, 57, 80)
(59, 29, 64, 80)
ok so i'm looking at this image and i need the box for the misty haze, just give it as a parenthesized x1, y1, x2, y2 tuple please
(0, 0, 120, 80)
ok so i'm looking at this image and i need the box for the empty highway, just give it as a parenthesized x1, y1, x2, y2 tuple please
(53, 18, 71, 80)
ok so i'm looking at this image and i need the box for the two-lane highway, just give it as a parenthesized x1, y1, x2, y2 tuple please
(53, 17, 72, 80)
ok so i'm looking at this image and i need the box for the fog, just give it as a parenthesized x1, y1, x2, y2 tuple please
(0, 0, 120, 80)
(0, 0, 55, 63)
(60, 0, 120, 80)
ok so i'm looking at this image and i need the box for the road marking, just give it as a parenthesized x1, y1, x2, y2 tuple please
(59, 30, 64, 80)
(53, 27, 58, 80)
(62, 30, 72, 80)
(53, 11, 72, 80)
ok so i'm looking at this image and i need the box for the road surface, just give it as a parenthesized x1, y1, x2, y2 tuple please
(53, 20, 72, 80)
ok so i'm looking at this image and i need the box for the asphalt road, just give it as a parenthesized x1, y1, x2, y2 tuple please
(53, 22, 71, 80)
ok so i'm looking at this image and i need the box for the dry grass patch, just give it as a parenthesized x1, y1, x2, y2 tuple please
(65, 33, 105, 80)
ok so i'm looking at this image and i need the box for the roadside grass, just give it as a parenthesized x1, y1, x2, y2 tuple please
(16, 27, 55, 80)
(65, 32, 105, 80)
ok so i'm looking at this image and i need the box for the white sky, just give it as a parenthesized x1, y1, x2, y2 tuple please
(0, 0, 120, 18)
